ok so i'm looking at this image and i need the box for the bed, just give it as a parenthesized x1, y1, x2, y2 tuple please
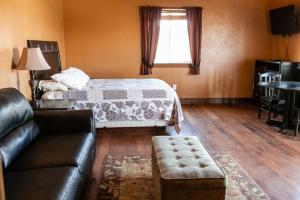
(28, 40, 184, 132)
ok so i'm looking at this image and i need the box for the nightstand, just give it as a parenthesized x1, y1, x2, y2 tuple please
(31, 99, 76, 110)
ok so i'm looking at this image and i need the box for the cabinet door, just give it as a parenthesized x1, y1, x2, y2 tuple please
(281, 62, 295, 81)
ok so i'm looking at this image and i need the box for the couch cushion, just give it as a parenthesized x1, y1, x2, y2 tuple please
(0, 120, 39, 170)
(8, 132, 94, 175)
(0, 88, 33, 140)
(5, 167, 82, 200)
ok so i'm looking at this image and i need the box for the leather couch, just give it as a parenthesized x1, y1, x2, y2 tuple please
(0, 88, 96, 200)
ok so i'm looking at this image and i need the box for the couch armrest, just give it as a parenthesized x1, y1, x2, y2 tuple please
(34, 110, 95, 135)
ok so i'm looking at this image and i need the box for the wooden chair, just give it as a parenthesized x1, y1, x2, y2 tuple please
(257, 72, 284, 121)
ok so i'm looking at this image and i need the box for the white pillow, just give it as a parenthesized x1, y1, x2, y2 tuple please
(62, 67, 90, 79)
(38, 80, 68, 92)
(51, 67, 90, 90)
(41, 91, 55, 99)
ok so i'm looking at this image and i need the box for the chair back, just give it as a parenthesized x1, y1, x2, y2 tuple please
(258, 72, 281, 98)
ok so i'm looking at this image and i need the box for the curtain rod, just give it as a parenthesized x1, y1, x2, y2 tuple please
(162, 8, 186, 13)
(162, 8, 186, 10)
(162, 8, 186, 11)
(162, 6, 201, 9)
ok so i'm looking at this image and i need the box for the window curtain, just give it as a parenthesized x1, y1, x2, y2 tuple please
(140, 7, 162, 75)
(186, 7, 203, 75)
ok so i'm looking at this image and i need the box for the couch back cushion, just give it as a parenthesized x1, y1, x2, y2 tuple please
(0, 88, 39, 169)
(0, 120, 39, 169)
(0, 88, 33, 139)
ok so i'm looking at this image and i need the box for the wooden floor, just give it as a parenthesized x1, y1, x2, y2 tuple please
(84, 105, 300, 200)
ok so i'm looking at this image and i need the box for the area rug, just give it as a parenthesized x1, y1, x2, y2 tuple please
(98, 155, 270, 200)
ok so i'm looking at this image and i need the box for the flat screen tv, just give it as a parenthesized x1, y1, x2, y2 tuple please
(269, 5, 299, 36)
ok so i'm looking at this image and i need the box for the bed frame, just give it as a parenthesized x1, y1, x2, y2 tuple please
(28, 40, 168, 131)
(27, 40, 61, 79)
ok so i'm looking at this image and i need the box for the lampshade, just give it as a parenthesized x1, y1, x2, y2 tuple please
(17, 47, 51, 71)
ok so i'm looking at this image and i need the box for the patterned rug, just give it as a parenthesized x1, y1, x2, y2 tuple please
(98, 155, 270, 200)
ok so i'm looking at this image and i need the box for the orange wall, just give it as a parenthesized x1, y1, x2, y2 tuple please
(63, 0, 273, 98)
(268, 0, 300, 61)
(0, 0, 65, 98)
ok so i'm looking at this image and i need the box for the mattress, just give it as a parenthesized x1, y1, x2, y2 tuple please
(42, 78, 184, 132)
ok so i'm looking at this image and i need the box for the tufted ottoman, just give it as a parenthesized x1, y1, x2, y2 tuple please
(152, 136, 227, 200)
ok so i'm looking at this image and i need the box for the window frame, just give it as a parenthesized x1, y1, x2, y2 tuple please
(154, 9, 192, 66)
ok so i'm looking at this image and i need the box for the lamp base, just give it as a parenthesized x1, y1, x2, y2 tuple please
(29, 70, 39, 102)
(29, 80, 38, 102)
(30, 70, 38, 80)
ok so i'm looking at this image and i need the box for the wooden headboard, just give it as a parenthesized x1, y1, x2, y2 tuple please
(27, 40, 62, 80)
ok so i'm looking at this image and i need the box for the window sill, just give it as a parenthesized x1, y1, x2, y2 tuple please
(154, 63, 191, 68)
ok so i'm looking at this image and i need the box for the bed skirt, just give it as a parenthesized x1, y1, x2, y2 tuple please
(96, 120, 168, 128)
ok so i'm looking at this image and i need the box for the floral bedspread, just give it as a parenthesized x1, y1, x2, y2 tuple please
(42, 79, 184, 132)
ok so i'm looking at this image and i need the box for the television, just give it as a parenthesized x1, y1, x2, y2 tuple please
(269, 5, 299, 36)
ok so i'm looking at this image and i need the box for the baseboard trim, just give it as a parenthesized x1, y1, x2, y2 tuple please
(180, 98, 253, 105)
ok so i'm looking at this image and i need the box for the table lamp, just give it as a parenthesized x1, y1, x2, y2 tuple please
(17, 47, 51, 101)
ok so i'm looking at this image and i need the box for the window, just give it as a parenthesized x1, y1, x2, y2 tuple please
(154, 9, 191, 64)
